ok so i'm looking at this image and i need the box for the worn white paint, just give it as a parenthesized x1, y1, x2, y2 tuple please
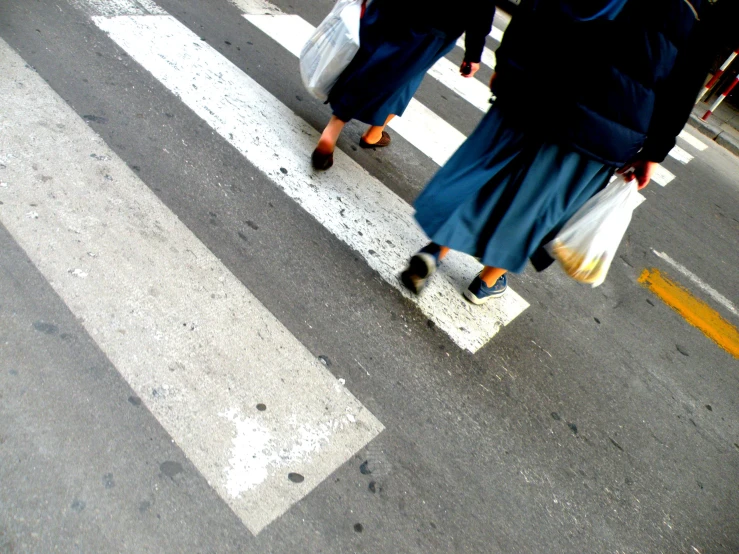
(231, 0, 283, 15)
(220, 410, 276, 495)
(482, 46, 498, 71)
(92, 13, 529, 352)
(652, 250, 738, 317)
(0, 36, 383, 535)
(237, 1, 495, 113)
(244, 13, 309, 57)
(220, 408, 338, 498)
(668, 144, 694, 165)
(244, 12, 468, 166)
(489, 26, 504, 43)
(678, 129, 709, 152)
(243, 8, 684, 187)
(70, 0, 166, 16)
(652, 165, 675, 187)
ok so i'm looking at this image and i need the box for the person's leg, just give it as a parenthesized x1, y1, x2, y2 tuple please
(464, 265, 508, 305)
(420, 242, 450, 261)
(401, 242, 448, 294)
(312, 116, 347, 170)
(316, 116, 346, 154)
(479, 266, 507, 286)
(361, 114, 395, 145)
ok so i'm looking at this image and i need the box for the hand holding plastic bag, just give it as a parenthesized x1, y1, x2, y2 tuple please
(548, 176, 642, 287)
(299, 0, 365, 102)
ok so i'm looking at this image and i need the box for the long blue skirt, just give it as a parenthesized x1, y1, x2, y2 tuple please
(414, 106, 615, 273)
(328, 3, 457, 126)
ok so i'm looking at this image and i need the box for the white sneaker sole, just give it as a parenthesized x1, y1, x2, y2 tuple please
(463, 288, 506, 305)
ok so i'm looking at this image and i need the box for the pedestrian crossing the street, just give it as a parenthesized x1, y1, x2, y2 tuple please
(239, 2, 692, 187)
(61, 0, 710, 350)
(0, 0, 712, 538)
(455, 36, 498, 71)
(455, 17, 506, 70)
(241, 11, 471, 167)
(89, 2, 530, 354)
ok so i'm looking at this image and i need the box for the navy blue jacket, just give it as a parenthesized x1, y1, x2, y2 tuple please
(386, 0, 496, 64)
(493, 0, 709, 166)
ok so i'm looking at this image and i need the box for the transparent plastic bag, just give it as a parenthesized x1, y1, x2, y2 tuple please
(299, 0, 365, 102)
(547, 176, 643, 287)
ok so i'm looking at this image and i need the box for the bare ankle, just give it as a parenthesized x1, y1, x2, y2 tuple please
(363, 127, 383, 144)
(480, 268, 506, 286)
(315, 137, 335, 154)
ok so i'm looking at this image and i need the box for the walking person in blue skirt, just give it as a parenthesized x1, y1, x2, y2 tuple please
(311, 0, 497, 170)
(402, 0, 713, 305)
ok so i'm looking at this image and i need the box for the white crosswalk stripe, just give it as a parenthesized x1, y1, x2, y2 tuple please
(668, 144, 694, 165)
(0, 35, 382, 535)
(69, 0, 165, 15)
(489, 26, 505, 43)
(653, 164, 676, 187)
(75, 0, 709, 351)
(5, 0, 713, 536)
(91, 11, 529, 353)
(243, 12, 468, 167)
(679, 129, 709, 151)
(0, 0, 718, 544)
(241, 2, 688, 189)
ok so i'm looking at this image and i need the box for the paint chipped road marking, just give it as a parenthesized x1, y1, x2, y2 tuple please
(0, 36, 382, 535)
(239, 1, 682, 188)
(90, 10, 529, 353)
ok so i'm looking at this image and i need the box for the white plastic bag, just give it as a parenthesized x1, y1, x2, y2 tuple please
(547, 176, 643, 287)
(299, 0, 365, 102)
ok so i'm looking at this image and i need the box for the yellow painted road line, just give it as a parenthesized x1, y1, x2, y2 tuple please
(638, 269, 739, 359)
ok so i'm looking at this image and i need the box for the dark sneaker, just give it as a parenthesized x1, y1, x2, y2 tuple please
(463, 274, 507, 305)
(401, 252, 438, 295)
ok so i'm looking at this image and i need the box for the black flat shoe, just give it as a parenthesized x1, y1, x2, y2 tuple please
(311, 149, 334, 170)
(359, 130, 391, 149)
(400, 252, 438, 295)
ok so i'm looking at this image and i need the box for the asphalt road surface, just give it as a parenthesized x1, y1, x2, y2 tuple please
(1, 0, 737, 552)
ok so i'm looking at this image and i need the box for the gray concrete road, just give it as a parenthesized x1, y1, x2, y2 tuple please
(1, 0, 737, 552)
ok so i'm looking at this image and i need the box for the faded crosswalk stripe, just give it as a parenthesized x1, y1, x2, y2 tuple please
(668, 144, 694, 165)
(88, 6, 530, 353)
(2, 0, 716, 540)
(678, 129, 709, 152)
(0, 36, 382, 535)
(243, 12, 468, 166)
(240, 3, 685, 189)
